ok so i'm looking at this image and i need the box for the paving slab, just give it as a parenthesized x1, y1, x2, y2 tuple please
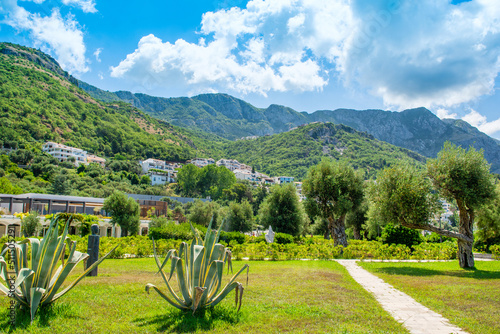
(336, 259, 468, 334)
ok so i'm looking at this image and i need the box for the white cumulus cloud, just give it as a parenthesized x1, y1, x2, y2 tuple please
(0, 0, 98, 74)
(436, 108, 458, 119)
(61, 0, 97, 13)
(462, 108, 500, 136)
(112, 0, 500, 108)
(93, 47, 102, 62)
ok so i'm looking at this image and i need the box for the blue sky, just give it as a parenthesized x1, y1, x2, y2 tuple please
(1, 0, 500, 139)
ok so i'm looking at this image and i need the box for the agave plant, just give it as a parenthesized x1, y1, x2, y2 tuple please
(146, 219, 249, 314)
(0, 216, 116, 321)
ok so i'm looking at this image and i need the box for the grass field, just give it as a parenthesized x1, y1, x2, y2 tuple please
(358, 260, 500, 334)
(0, 259, 408, 333)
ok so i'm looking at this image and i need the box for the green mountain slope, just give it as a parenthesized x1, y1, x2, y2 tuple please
(221, 122, 426, 180)
(0, 42, 434, 182)
(80, 83, 500, 173)
(0, 42, 222, 161)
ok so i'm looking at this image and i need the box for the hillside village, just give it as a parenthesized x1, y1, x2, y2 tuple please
(41, 140, 298, 190)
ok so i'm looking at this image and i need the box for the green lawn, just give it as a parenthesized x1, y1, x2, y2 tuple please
(358, 260, 500, 334)
(0, 259, 408, 333)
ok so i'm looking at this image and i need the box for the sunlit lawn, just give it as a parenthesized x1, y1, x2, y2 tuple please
(0, 259, 408, 333)
(358, 260, 500, 334)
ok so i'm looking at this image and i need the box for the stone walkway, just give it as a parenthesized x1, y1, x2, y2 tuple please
(336, 259, 468, 334)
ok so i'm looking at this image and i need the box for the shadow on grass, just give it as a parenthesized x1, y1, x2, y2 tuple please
(0, 302, 83, 332)
(133, 305, 241, 333)
(372, 266, 500, 279)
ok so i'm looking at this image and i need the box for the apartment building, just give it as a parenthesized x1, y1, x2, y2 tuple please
(42, 142, 88, 166)
(274, 176, 295, 184)
(148, 171, 175, 186)
(140, 158, 167, 174)
(189, 158, 215, 168)
(233, 169, 260, 182)
(216, 159, 252, 171)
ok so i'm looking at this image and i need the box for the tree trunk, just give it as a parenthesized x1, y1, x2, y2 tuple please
(457, 239, 474, 269)
(457, 200, 475, 269)
(328, 215, 348, 247)
(353, 226, 361, 240)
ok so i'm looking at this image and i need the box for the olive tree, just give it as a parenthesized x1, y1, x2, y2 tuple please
(427, 142, 496, 268)
(368, 164, 438, 234)
(303, 159, 364, 246)
(371, 143, 496, 268)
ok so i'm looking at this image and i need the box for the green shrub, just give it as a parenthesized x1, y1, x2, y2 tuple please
(149, 216, 169, 229)
(411, 241, 457, 260)
(381, 223, 422, 249)
(248, 235, 266, 243)
(275, 233, 294, 244)
(148, 222, 206, 241)
(20, 211, 42, 237)
(219, 231, 246, 244)
(490, 244, 500, 260)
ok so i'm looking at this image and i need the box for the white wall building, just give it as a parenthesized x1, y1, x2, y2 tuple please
(148, 171, 174, 186)
(140, 158, 167, 174)
(274, 176, 294, 184)
(42, 142, 88, 166)
(233, 169, 260, 182)
(217, 159, 248, 171)
(190, 158, 215, 168)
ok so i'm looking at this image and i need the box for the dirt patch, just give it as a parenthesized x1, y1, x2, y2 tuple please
(132, 117, 165, 135)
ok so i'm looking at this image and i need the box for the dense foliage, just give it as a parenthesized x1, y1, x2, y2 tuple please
(102, 191, 140, 236)
(221, 123, 426, 180)
(258, 183, 307, 236)
(303, 159, 364, 246)
(368, 163, 438, 228)
(176, 163, 236, 200)
(381, 223, 423, 250)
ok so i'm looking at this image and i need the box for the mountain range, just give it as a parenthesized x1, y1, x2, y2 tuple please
(2, 41, 500, 178)
(79, 83, 500, 174)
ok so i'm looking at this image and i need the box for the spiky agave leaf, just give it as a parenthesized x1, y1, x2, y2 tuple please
(0, 215, 117, 321)
(147, 217, 249, 313)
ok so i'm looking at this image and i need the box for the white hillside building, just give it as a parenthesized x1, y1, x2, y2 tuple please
(233, 169, 260, 182)
(148, 171, 175, 186)
(42, 142, 88, 166)
(140, 158, 167, 174)
(189, 158, 215, 168)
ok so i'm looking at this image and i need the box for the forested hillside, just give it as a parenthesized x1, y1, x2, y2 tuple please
(221, 122, 426, 180)
(0, 42, 221, 162)
(0, 42, 427, 189)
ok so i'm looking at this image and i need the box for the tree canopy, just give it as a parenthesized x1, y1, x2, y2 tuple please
(258, 183, 306, 236)
(303, 159, 363, 246)
(102, 191, 140, 236)
(427, 142, 496, 268)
